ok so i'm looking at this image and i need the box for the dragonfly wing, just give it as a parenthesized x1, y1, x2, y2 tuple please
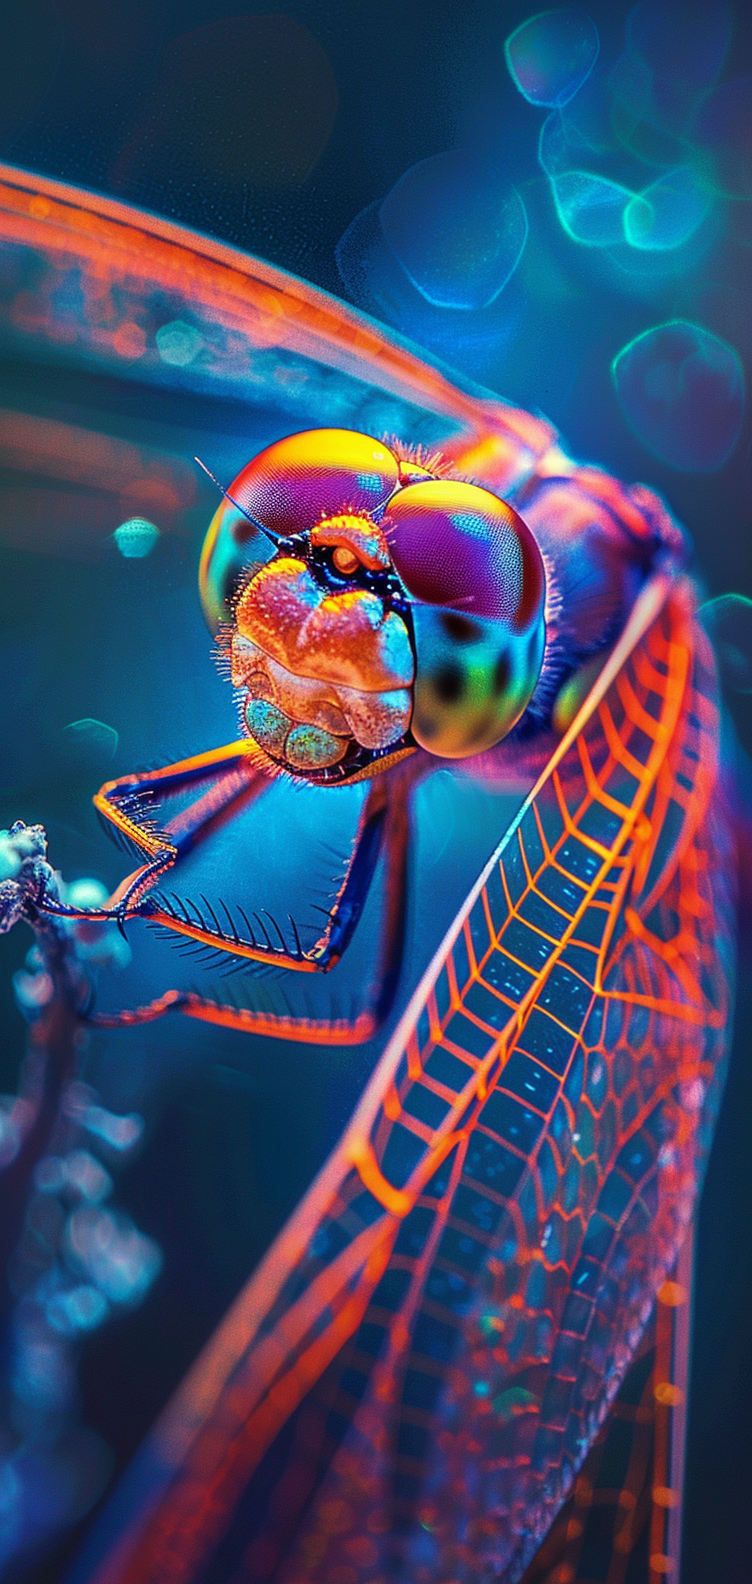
(519, 1229, 694, 1584)
(265, 582, 730, 1584)
(67, 573, 733, 1584)
(0, 161, 554, 496)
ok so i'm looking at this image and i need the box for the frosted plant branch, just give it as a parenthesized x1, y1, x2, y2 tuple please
(0, 823, 161, 1575)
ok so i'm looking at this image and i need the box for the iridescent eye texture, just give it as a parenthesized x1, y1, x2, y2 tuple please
(228, 428, 400, 537)
(382, 479, 546, 759)
(409, 605, 546, 759)
(200, 435, 546, 761)
(382, 479, 544, 627)
(198, 428, 400, 630)
(198, 494, 276, 632)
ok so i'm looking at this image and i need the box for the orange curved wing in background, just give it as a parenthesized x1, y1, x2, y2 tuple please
(0, 160, 556, 498)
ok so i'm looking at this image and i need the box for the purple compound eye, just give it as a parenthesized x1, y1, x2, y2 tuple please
(382, 479, 546, 759)
(382, 479, 544, 629)
(199, 428, 401, 630)
(228, 428, 400, 535)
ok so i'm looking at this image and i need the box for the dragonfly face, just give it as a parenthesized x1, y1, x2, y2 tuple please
(231, 538, 415, 777)
(202, 427, 547, 782)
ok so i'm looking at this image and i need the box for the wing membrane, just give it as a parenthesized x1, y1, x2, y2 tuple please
(520, 1231, 694, 1584)
(0, 161, 554, 492)
(69, 574, 733, 1584)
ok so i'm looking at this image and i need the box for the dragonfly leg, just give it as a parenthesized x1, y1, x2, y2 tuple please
(40, 742, 269, 924)
(90, 771, 414, 1044)
(303, 771, 411, 1020)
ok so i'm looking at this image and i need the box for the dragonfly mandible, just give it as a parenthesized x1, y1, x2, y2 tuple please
(0, 164, 738, 1584)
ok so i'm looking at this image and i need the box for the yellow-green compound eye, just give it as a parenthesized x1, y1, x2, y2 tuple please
(199, 495, 276, 633)
(410, 605, 545, 758)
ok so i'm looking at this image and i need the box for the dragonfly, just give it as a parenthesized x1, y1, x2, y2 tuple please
(0, 162, 738, 1584)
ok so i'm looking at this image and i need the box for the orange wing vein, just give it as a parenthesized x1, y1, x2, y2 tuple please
(68, 571, 733, 1584)
(0, 160, 555, 495)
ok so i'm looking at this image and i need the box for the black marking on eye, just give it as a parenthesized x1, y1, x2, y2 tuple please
(493, 653, 510, 697)
(434, 663, 465, 704)
(462, 712, 495, 751)
(441, 612, 481, 643)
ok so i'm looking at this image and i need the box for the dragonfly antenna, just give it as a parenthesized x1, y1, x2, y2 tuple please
(194, 457, 280, 546)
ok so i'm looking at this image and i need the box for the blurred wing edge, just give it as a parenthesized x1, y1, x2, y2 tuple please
(0, 160, 555, 489)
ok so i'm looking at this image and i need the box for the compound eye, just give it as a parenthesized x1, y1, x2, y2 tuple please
(409, 604, 545, 758)
(383, 479, 544, 629)
(332, 544, 360, 575)
(199, 495, 276, 633)
(382, 479, 547, 758)
(226, 428, 400, 537)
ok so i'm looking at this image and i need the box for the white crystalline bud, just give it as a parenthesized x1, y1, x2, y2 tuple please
(0, 825, 59, 936)
(0, 880, 25, 934)
(0, 823, 48, 881)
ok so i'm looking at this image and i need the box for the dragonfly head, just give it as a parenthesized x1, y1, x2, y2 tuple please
(200, 429, 546, 783)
